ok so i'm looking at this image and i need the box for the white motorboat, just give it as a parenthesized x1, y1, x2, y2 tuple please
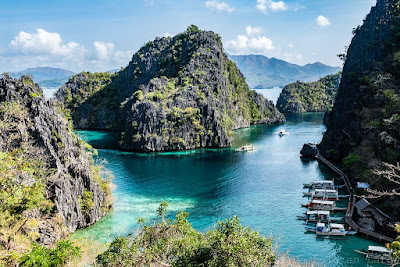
(355, 246, 399, 264)
(303, 180, 336, 190)
(305, 222, 357, 236)
(297, 210, 343, 223)
(301, 199, 346, 211)
(235, 145, 256, 152)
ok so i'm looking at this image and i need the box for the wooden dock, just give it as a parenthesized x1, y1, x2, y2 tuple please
(310, 151, 394, 243)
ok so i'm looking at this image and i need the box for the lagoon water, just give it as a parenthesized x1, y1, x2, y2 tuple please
(73, 113, 383, 267)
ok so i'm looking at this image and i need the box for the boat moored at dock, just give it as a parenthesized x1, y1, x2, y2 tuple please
(303, 180, 335, 190)
(355, 246, 399, 265)
(301, 200, 347, 211)
(297, 210, 343, 223)
(304, 189, 340, 201)
(305, 222, 357, 236)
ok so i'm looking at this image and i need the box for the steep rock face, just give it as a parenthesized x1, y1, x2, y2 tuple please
(277, 73, 341, 114)
(57, 26, 284, 152)
(319, 0, 400, 219)
(0, 76, 112, 245)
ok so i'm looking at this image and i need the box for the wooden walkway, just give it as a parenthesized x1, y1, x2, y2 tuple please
(314, 154, 394, 243)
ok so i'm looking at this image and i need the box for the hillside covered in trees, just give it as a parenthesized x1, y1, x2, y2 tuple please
(319, 0, 400, 222)
(277, 72, 341, 114)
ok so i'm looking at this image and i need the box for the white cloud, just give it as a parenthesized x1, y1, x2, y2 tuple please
(226, 35, 274, 54)
(10, 29, 85, 59)
(288, 43, 294, 48)
(282, 52, 303, 63)
(316, 15, 331, 27)
(245, 26, 262, 36)
(256, 0, 287, 14)
(7, 29, 132, 71)
(205, 0, 235, 13)
(94, 41, 115, 61)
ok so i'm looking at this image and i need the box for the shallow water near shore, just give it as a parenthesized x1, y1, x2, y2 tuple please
(73, 113, 385, 266)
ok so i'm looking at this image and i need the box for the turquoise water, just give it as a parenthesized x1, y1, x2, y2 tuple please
(73, 113, 384, 266)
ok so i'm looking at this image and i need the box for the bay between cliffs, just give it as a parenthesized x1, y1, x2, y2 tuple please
(72, 113, 382, 266)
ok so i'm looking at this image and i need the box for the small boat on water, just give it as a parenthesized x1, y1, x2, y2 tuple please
(355, 246, 399, 265)
(303, 189, 349, 200)
(303, 189, 340, 201)
(235, 145, 256, 152)
(297, 210, 343, 223)
(305, 222, 357, 236)
(301, 199, 347, 211)
(303, 180, 344, 190)
(278, 129, 288, 136)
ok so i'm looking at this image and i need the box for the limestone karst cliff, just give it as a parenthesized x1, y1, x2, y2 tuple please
(56, 26, 285, 152)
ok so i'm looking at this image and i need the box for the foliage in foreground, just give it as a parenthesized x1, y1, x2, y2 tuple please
(96, 202, 276, 266)
(19, 240, 80, 267)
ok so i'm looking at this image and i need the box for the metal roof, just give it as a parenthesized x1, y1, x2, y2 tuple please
(354, 198, 370, 211)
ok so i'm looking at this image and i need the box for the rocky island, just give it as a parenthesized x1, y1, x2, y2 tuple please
(277, 72, 341, 114)
(56, 26, 284, 152)
(319, 0, 400, 225)
(0, 75, 112, 264)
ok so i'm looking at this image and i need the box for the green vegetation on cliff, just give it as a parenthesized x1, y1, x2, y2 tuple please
(0, 76, 112, 265)
(56, 25, 284, 152)
(277, 72, 341, 113)
(319, 0, 400, 223)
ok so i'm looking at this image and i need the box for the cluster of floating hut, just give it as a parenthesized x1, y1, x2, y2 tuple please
(299, 179, 357, 237)
(300, 143, 399, 265)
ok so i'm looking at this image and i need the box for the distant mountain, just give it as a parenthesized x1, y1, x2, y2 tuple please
(10, 67, 75, 87)
(229, 55, 341, 88)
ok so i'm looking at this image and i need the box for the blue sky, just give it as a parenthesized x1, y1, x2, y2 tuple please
(0, 0, 376, 73)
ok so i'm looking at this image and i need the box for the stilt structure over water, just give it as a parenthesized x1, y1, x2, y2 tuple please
(300, 143, 394, 243)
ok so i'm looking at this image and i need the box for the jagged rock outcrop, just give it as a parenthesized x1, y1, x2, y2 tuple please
(277, 72, 341, 114)
(319, 0, 400, 220)
(56, 26, 284, 152)
(0, 76, 112, 246)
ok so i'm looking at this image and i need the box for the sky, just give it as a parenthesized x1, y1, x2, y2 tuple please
(0, 0, 377, 73)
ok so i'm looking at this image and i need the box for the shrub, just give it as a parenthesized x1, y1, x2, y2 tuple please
(96, 203, 275, 266)
(19, 240, 81, 267)
(342, 153, 361, 170)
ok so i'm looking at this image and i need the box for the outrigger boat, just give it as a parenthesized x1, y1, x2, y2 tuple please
(305, 222, 357, 236)
(235, 145, 256, 152)
(302, 189, 349, 201)
(301, 200, 347, 211)
(303, 180, 345, 190)
(303, 189, 349, 200)
(355, 246, 400, 265)
(297, 210, 343, 223)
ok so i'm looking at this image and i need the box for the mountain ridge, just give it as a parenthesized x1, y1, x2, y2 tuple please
(10, 67, 75, 88)
(229, 54, 341, 88)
